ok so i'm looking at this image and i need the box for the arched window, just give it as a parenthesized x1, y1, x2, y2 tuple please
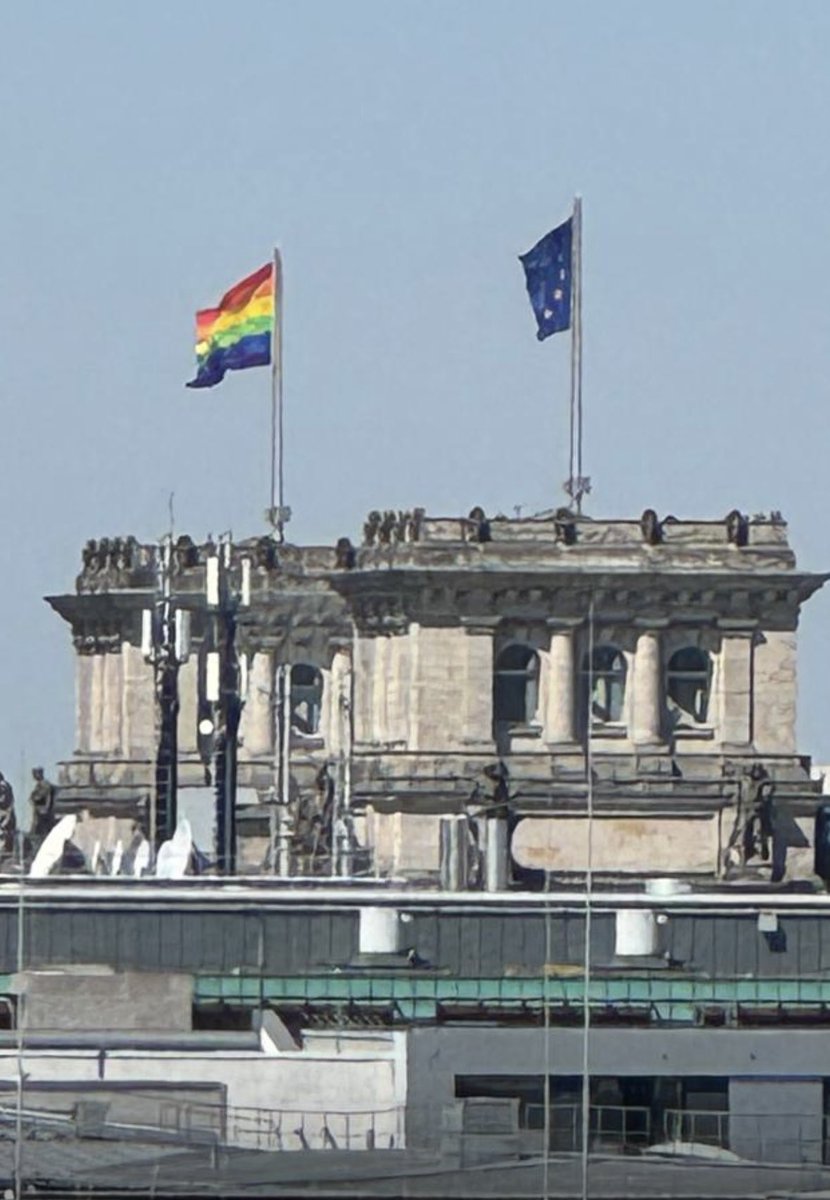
(493, 645, 540, 727)
(290, 664, 323, 735)
(667, 647, 710, 723)
(581, 645, 626, 723)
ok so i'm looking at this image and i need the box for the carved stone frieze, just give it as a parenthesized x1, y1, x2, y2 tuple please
(72, 626, 122, 655)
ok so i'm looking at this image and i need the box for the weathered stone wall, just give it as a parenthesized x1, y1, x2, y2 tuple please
(511, 814, 720, 875)
(365, 809, 442, 877)
(14, 969, 193, 1033)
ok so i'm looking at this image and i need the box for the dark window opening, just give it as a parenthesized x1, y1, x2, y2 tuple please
(454, 1074, 729, 1151)
(667, 647, 711, 723)
(580, 645, 626, 724)
(192, 1002, 253, 1031)
(291, 664, 323, 735)
(493, 645, 540, 727)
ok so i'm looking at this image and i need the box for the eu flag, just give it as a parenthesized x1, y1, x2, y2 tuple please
(519, 219, 573, 341)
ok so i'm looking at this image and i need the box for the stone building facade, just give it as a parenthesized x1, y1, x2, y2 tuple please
(46, 507, 827, 883)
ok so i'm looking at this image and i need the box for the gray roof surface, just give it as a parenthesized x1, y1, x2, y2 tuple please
(13, 1141, 830, 1198)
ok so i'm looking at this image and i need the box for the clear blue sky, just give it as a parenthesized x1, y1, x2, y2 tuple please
(2, 1, 830, 794)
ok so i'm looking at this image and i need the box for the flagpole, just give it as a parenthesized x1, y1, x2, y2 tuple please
(569, 195, 584, 513)
(270, 248, 285, 544)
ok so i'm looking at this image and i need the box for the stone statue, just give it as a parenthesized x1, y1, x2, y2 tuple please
(726, 509, 749, 547)
(407, 508, 425, 542)
(29, 767, 56, 843)
(640, 508, 663, 545)
(378, 511, 397, 545)
(335, 537, 355, 570)
(0, 774, 16, 857)
(363, 511, 381, 546)
(467, 507, 492, 544)
(253, 536, 278, 570)
(174, 535, 198, 571)
(723, 763, 776, 876)
(553, 508, 577, 546)
(395, 511, 411, 543)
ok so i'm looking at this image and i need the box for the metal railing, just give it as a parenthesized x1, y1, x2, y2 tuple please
(0, 1095, 405, 1153)
(224, 1102, 403, 1151)
(663, 1107, 729, 1148)
(524, 1103, 653, 1151)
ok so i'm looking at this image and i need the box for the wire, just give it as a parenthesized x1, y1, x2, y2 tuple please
(580, 596, 595, 1200)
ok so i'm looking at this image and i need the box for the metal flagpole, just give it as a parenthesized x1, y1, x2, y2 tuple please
(569, 196, 585, 514)
(270, 249, 285, 543)
(568, 207, 576, 506)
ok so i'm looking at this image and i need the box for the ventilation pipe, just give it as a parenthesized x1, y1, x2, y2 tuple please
(359, 907, 399, 954)
(482, 815, 509, 892)
(614, 909, 658, 957)
(440, 817, 469, 891)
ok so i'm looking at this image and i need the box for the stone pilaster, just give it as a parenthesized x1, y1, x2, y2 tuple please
(75, 654, 93, 753)
(718, 624, 756, 749)
(326, 646, 352, 756)
(461, 618, 498, 750)
(101, 649, 123, 753)
(89, 654, 106, 752)
(238, 651, 273, 758)
(121, 642, 155, 758)
(177, 656, 199, 755)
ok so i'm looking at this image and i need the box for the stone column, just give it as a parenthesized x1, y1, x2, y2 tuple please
(544, 623, 577, 746)
(631, 629, 663, 746)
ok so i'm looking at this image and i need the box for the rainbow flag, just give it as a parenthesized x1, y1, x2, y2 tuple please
(186, 262, 275, 389)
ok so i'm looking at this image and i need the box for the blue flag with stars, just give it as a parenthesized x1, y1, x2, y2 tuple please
(519, 218, 573, 341)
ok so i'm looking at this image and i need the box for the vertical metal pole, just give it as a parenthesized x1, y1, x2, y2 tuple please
(14, 828, 24, 1200)
(581, 596, 595, 1200)
(270, 249, 285, 544)
(573, 196, 584, 514)
(280, 664, 291, 874)
(273, 663, 292, 876)
(153, 536, 178, 849)
(212, 543, 240, 875)
(270, 660, 279, 875)
(568, 198, 577, 507)
(542, 868, 551, 1199)
(344, 648, 354, 874)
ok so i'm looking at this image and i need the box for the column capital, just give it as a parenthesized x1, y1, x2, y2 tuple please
(545, 617, 582, 631)
(460, 616, 500, 635)
(716, 619, 759, 635)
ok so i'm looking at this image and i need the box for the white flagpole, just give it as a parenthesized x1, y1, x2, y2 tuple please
(270, 249, 285, 543)
(569, 196, 584, 513)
